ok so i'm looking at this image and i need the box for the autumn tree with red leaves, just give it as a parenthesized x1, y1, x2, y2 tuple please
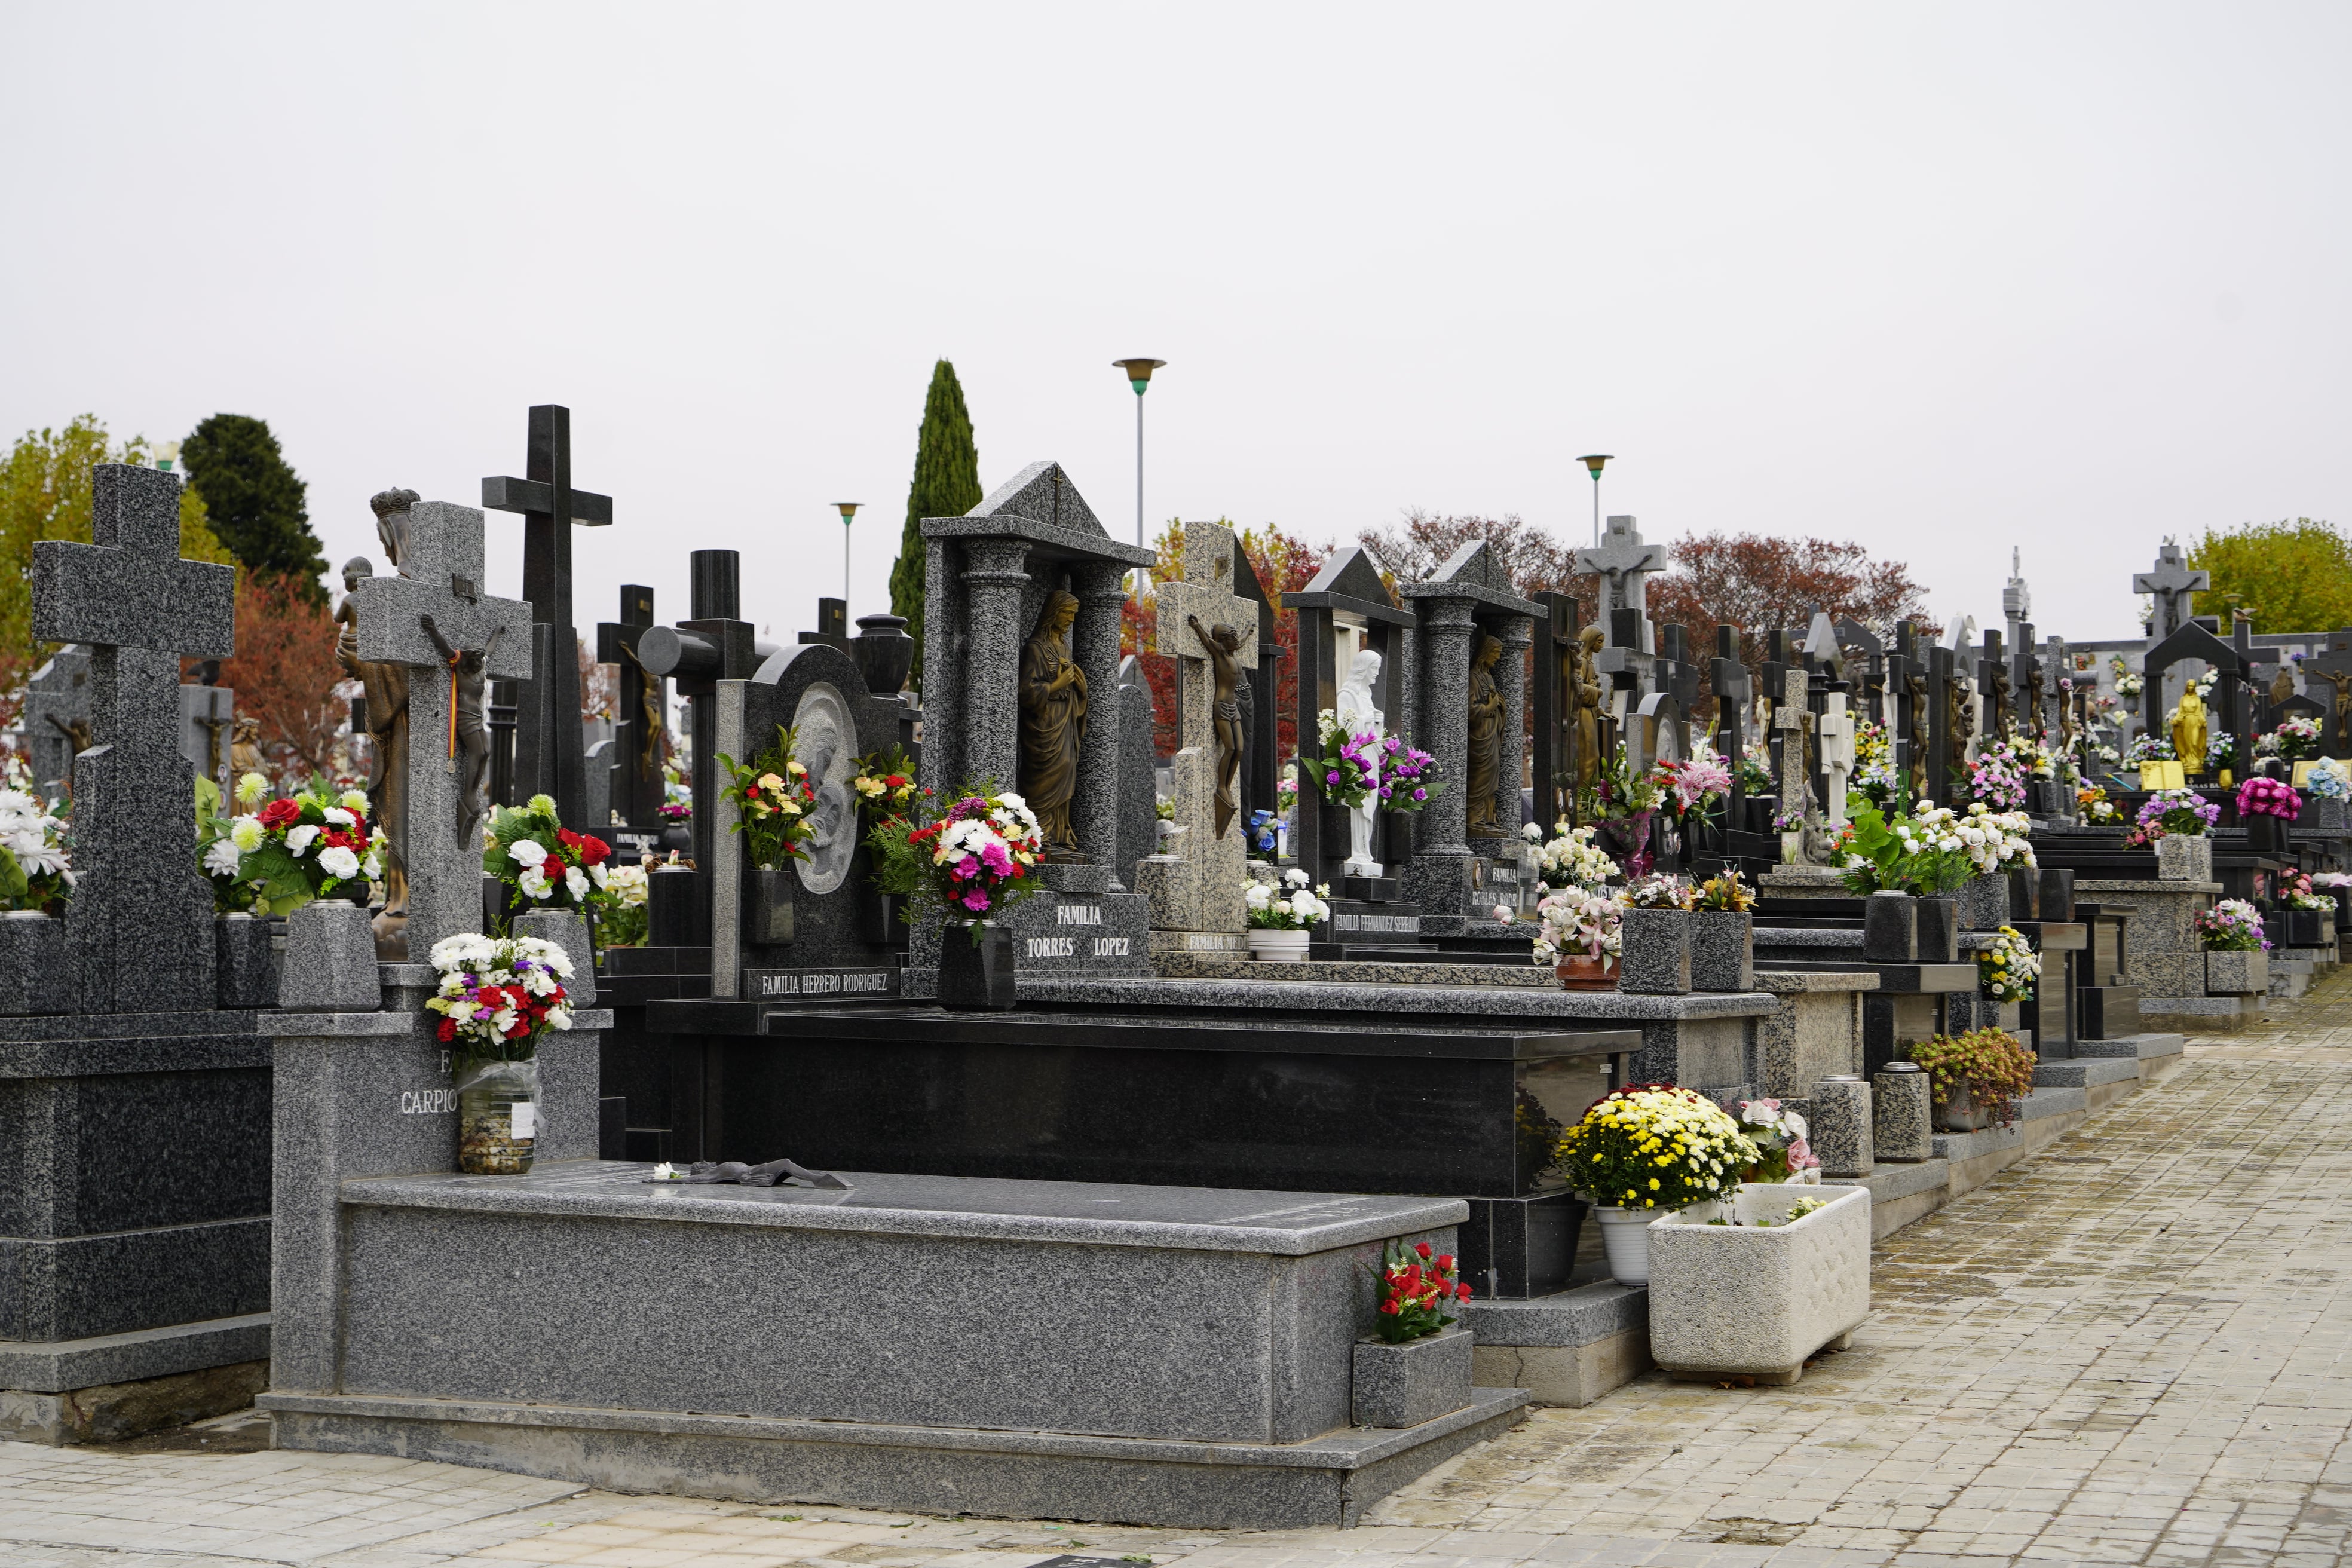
(1645, 534, 1931, 694)
(210, 575, 348, 787)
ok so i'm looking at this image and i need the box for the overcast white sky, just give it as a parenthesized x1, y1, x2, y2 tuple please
(5, 4, 2347, 647)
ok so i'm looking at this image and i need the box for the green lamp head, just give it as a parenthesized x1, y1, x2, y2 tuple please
(835, 503, 860, 525)
(1579, 454, 1612, 481)
(1114, 357, 1168, 396)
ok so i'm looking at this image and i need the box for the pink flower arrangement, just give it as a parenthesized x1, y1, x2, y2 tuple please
(1656, 752, 1734, 816)
(2237, 776, 2302, 822)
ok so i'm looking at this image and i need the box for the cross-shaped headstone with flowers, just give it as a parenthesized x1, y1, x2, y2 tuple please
(353, 497, 535, 959)
(31, 464, 235, 1012)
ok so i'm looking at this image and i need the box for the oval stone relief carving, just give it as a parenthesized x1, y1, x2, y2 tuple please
(791, 682, 858, 896)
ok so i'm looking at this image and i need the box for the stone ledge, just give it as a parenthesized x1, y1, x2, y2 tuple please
(1015, 976, 1778, 1021)
(1459, 1281, 1645, 1348)
(1753, 929, 1867, 948)
(0, 1311, 270, 1394)
(2034, 1056, 2145, 1089)
(341, 1162, 1470, 1257)
(2075, 878, 2224, 895)
(1754, 969, 1882, 993)
(261, 1387, 1532, 1529)
(2073, 1032, 2186, 1059)
(1845, 1161, 1949, 1204)
(1150, 954, 1553, 988)
(1930, 1085, 2087, 1163)
(264, 1010, 616, 1037)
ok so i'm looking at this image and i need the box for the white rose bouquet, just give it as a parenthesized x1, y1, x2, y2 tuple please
(1244, 868, 1330, 930)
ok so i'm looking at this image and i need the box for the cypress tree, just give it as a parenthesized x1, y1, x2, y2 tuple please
(182, 413, 330, 605)
(888, 360, 981, 683)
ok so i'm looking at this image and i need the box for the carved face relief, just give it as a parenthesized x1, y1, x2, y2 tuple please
(791, 683, 859, 897)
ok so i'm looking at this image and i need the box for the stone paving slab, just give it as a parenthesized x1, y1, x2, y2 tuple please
(7, 972, 2352, 1567)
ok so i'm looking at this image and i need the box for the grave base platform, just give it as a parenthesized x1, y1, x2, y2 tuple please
(262, 1385, 1530, 1530)
(0, 1312, 271, 1445)
(1149, 951, 1554, 987)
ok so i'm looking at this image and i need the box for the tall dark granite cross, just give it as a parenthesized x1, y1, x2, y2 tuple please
(31, 465, 235, 1012)
(354, 499, 535, 957)
(1710, 626, 1750, 829)
(596, 584, 667, 828)
(2133, 542, 2209, 642)
(483, 405, 612, 827)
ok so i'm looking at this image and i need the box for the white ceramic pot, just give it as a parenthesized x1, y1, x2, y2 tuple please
(1248, 928, 1310, 963)
(1593, 1201, 1717, 1284)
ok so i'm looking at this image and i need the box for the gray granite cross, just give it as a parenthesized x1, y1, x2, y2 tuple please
(31, 464, 236, 1012)
(2133, 542, 2209, 641)
(1573, 514, 1666, 656)
(354, 499, 535, 958)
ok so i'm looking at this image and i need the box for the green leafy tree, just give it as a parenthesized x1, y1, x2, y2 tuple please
(2188, 518, 2352, 633)
(0, 416, 231, 719)
(887, 360, 982, 684)
(181, 414, 328, 604)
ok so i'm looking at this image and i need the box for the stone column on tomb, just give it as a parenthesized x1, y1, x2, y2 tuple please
(1495, 614, 1534, 837)
(957, 538, 1032, 789)
(1068, 560, 1128, 882)
(1417, 598, 1477, 860)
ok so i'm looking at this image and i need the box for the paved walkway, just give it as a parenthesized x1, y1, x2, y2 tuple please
(7, 988, 2350, 1568)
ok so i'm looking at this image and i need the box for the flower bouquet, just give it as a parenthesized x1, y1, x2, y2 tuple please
(1371, 1239, 1471, 1343)
(2122, 788, 2219, 848)
(2306, 758, 2350, 800)
(2195, 898, 2269, 951)
(1967, 740, 2029, 809)
(1375, 736, 1441, 813)
(1, 786, 74, 915)
(1695, 869, 1756, 912)
(1906, 1028, 2037, 1130)
(1654, 751, 1732, 820)
(426, 931, 575, 1177)
(2205, 731, 2240, 775)
(1735, 742, 1774, 797)
(1245, 868, 1330, 930)
(1737, 1098, 1820, 1184)
(593, 862, 650, 949)
(2123, 733, 2175, 765)
(2076, 785, 2121, 823)
(715, 725, 820, 871)
(1554, 1085, 1760, 1214)
(850, 745, 921, 819)
(1977, 924, 2040, 1003)
(2280, 869, 2335, 913)
(2237, 774, 2301, 822)
(2259, 715, 2322, 761)
(1955, 803, 2037, 875)
(1837, 803, 1976, 894)
(866, 782, 1044, 939)
(1529, 821, 1619, 893)
(1308, 710, 1379, 810)
(483, 795, 612, 911)
(207, 780, 385, 914)
(1529, 887, 1621, 984)
(1619, 872, 1695, 910)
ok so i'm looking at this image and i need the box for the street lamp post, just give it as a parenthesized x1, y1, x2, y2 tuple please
(835, 502, 860, 610)
(1577, 454, 1613, 547)
(1113, 358, 1166, 589)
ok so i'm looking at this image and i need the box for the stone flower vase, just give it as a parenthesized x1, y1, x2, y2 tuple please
(1647, 1184, 1872, 1384)
(1618, 907, 1693, 994)
(279, 895, 382, 1012)
(748, 866, 796, 947)
(2205, 950, 2268, 996)
(938, 920, 1017, 1010)
(456, 1055, 539, 1176)
(2156, 834, 2213, 883)
(1689, 911, 1754, 991)
(1933, 1080, 1993, 1133)
(1352, 1326, 1473, 1428)
(1958, 871, 2010, 932)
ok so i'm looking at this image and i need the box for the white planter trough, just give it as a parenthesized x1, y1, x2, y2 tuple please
(1647, 1183, 1872, 1385)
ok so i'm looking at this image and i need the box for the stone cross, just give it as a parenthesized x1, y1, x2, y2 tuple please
(1817, 690, 1857, 826)
(2133, 541, 2209, 641)
(178, 681, 235, 801)
(595, 583, 667, 828)
(354, 500, 535, 958)
(30, 465, 235, 1012)
(2300, 629, 2352, 758)
(483, 405, 613, 829)
(1573, 514, 1665, 656)
(1139, 521, 1260, 936)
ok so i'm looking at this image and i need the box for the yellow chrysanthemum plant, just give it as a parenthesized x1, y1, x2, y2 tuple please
(1554, 1085, 1763, 1214)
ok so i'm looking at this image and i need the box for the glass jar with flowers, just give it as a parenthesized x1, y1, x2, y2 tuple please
(1553, 1085, 1762, 1282)
(426, 932, 577, 1175)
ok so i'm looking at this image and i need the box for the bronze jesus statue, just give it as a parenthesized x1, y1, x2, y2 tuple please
(1188, 613, 1244, 838)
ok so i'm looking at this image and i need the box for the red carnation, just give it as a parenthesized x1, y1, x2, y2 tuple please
(1416, 1241, 1433, 1260)
(257, 799, 302, 830)
(1378, 1299, 1401, 1316)
(1437, 1254, 1454, 1272)
(436, 1019, 455, 1042)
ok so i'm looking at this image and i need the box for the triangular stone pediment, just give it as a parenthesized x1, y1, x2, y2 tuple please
(1430, 540, 1506, 592)
(1298, 546, 1396, 607)
(967, 461, 1105, 537)
(1833, 617, 1883, 656)
(2144, 621, 2241, 675)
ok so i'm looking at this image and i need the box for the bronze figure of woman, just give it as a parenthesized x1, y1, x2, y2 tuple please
(1018, 588, 1089, 852)
(1465, 632, 1505, 835)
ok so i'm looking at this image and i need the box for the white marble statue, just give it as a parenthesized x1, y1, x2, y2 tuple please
(1336, 647, 1384, 877)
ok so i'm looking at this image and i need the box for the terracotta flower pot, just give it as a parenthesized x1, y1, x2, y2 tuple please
(1555, 954, 1616, 991)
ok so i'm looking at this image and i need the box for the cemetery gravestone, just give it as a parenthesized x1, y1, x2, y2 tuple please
(22, 644, 92, 798)
(912, 461, 1153, 984)
(1574, 514, 1665, 657)
(1113, 656, 1160, 886)
(482, 404, 612, 830)
(2133, 541, 2209, 644)
(596, 583, 670, 843)
(178, 679, 235, 803)
(1134, 521, 1260, 960)
(1230, 541, 1284, 831)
